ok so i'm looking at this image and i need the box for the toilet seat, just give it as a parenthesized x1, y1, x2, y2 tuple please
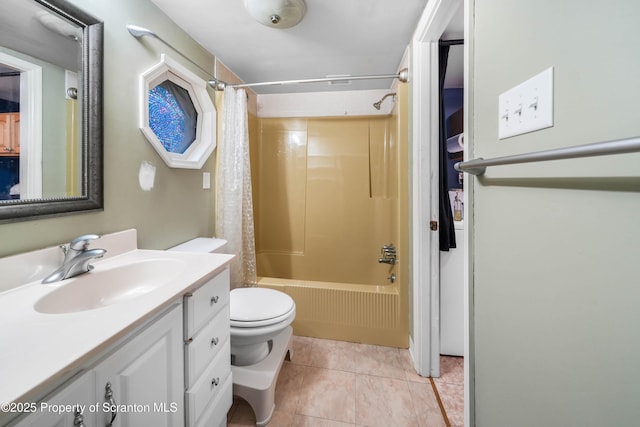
(230, 288, 295, 328)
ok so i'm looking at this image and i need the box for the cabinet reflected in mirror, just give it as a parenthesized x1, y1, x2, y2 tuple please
(0, 0, 103, 222)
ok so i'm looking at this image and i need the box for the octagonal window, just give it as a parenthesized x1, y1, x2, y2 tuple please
(148, 79, 197, 154)
(139, 55, 216, 169)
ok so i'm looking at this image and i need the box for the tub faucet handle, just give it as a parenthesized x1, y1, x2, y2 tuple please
(381, 243, 397, 257)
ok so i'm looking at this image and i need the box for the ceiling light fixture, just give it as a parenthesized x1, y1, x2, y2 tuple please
(244, 0, 307, 29)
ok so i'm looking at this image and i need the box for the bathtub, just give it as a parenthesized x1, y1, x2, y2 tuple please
(256, 276, 407, 348)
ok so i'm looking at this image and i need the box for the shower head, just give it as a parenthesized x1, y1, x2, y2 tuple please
(373, 93, 397, 110)
(126, 24, 158, 39)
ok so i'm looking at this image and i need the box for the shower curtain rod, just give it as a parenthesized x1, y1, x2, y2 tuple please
(210, 69, 410, 90)
(455, 136, 640, 176)
(126, 25, 218, 80)
(126, 24, 409, 92)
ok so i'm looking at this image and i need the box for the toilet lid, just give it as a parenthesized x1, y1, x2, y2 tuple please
(230, 288, 295, 324)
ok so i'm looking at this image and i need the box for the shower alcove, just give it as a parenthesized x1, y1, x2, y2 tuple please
(248, 86, 410, 347)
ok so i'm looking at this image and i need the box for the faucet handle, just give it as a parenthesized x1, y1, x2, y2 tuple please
(69, 234, 100, 251)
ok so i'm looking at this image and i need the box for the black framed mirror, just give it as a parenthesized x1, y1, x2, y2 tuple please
(0, 0, 103, 223)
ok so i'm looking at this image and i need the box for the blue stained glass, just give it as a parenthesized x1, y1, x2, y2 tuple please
(148, 80, 197, 154)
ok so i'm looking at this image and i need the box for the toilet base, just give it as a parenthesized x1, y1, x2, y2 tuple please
(232, 326, 293, 427)
(231, 341, 271, 366)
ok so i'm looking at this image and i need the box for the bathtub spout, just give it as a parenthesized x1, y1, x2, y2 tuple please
(378, 257, 396, 265)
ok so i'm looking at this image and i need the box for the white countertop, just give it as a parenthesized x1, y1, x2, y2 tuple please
(0, 248, 233, 412)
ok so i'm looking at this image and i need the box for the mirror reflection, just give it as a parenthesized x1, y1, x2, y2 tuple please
(0, 0, 103, 222)
(0, 0, 82, 202)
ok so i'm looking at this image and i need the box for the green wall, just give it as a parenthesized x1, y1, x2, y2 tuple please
(0, 0, 216, 258)
(472, 0, 640, 425)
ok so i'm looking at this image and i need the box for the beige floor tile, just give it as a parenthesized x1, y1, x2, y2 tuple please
(307, 338, 357, 372)
(354, 343, 406, 380)
(295, 367, 356, 424)
(432, 356, 464, 426)
(292, 415, 355, 426)
(355, 374, 419, 427)
(228, 337, 456, 427)
(434, 381, 464, 427)
(290, 335, 315, 366)
(227, 398, 257, 426)
(267, 410, 295, 427)
(399, 349, 431, 384)
(434, 356, 464, 386)
(407, 381, 447, 427)
(274, 361, 306, 414)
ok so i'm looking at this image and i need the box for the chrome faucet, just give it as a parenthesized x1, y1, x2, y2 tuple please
(42, 234, 106, 284)
(378, 243, 397, 265)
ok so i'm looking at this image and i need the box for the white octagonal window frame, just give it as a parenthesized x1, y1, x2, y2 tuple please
(140, 54, 216, 169)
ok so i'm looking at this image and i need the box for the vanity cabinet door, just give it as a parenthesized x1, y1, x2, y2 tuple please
(11, 371, 96, 427)
(94, 304, 184, 427)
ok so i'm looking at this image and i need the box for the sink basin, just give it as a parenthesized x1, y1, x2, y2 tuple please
(35, 258, 186, 314)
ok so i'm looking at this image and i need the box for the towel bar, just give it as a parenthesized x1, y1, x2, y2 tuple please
(455, 136, 640, 176)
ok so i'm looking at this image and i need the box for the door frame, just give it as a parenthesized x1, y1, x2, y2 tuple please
(0, 51, 43, 199)
(409, 0, 462, 374)
(409, 0, 473, 425)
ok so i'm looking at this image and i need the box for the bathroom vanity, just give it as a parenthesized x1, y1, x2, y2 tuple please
(0, 230, 234, 427)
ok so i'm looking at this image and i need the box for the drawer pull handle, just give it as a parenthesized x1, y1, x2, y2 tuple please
(210, 296, 219, 305)
(105, 382, 117, 426)
(73, 407, 85, 426)
(211, 377, 220, 388)
(211, 337, 219, 347)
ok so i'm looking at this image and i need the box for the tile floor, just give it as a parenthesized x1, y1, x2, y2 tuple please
(227, 336, 464, 427)
(433, 355, 464, 427)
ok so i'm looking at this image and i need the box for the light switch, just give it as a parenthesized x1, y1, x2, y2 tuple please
(498, 67, 554, 139)
(202, 172, 211, 189)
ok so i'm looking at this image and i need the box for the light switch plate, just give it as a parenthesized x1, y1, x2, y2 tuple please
(498, 67, 554, 139)
(202, 172, 211, 189)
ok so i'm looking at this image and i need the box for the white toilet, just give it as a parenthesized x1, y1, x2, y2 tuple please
(170, 237, 295, 426)
(230, 287, 296, 366)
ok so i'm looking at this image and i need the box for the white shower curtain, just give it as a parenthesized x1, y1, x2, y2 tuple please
(215, 87, 257, 288)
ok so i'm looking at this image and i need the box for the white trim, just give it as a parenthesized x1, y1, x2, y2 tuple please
(139, 54, 216, 169)
(463, 1, 474, 425)
(411, 0, 473, 424)
(0, 51, 43, 199)
(410, 0, 463, 379)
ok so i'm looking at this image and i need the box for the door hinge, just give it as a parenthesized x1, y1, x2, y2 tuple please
(430, 221, 438, 231)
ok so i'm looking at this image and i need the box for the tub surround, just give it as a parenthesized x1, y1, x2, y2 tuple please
(251, 85, 410, 348)
(0, 229, 234, 422)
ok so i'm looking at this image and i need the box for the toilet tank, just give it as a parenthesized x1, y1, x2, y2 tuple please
(168, 237, 227, 254)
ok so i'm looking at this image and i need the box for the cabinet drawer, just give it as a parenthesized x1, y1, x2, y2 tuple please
(185, 305, 229, 385)
(184, 268, 229, 336)
(194, 376, 232, 427)
(185, 340, 231, 426)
